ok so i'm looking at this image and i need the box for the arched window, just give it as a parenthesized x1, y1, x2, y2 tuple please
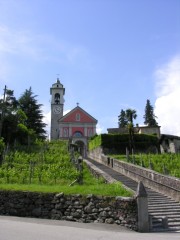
(73, 131, 83, 137)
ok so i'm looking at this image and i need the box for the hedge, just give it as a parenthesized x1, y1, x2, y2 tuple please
(89, 134, 159, 154)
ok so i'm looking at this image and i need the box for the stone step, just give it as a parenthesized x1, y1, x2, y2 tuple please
(148, 204, 180, 209)
(148, 196, 174, 200)
(152, 221, 180, 227)
(149, 211, 180, 216)
(148, 196, 172, 200)
(148, 200, 175, 204)
(152, 218, 180, 225)
(148, 202, 179, 206)
(149, 213, 180, 218)
(148, 206, 180, 210)
(150, 214, 180, 219)
(149, 207, 180, 212)
(147, 191, 167, 195)
(152, 220, 180, 226)
(168, 217, 180, 222)
(152, 226, 180, 232)
(149, 198, 172, 201)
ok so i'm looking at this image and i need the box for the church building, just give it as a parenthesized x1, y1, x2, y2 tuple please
(50, 78, 97, 156)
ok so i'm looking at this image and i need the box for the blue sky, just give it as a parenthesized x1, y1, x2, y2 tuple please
(0, 0, 180, 137)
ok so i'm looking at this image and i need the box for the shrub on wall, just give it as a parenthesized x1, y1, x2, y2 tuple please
(89, 134, 159, 153)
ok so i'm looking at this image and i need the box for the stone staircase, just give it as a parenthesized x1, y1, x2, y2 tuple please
(147, 189, 180, 232)
(86, 158, 180, 232)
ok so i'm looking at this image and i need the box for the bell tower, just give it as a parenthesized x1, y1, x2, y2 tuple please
(50, 78, 65, 140)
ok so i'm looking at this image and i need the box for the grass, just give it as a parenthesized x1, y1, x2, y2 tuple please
(0, 164, 133, 197)
(0, 182, 133, 196)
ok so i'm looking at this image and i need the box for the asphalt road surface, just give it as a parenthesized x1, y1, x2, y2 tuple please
(0, 216, 179, 240)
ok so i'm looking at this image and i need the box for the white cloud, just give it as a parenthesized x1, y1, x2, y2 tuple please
(0, 25, 89, 62)
(43, 110, 51, 139)
(0, 25, 39, 57)
(96, 123, 104, 134)
(154, 55, 180, 136)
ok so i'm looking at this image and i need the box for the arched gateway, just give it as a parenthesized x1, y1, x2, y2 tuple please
(50, 78, 98, 156)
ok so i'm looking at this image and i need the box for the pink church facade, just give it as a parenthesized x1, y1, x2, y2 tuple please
(58, 105, 97, 156)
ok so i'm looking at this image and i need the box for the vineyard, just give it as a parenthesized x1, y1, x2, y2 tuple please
(110, 153, 180, 178)
(0, 140, 132, 196)
(0, 140, 79, 185)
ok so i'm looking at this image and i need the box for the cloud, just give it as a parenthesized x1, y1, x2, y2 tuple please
(154, 55, 180, 136)
(0, 25, 39, 57)
(43, 110, 51, 139)
(0, 25, 89, 63)
(96, 123, 104, 134)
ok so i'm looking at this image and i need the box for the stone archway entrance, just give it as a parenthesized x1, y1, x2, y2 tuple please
(73, 140, 87, 157)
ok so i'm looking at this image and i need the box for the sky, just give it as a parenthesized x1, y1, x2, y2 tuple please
(0, 0, 180, 137)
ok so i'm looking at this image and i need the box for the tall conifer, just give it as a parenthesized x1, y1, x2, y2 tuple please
(144, 99, 158, 126)
(19, 87, 47, 139)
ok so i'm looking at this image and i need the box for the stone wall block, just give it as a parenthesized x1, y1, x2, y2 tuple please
(0, 190, 138, 231)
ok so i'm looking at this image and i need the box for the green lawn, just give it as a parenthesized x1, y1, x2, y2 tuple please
(0, 182, 132, 196)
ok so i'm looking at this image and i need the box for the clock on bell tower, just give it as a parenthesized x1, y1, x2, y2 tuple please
(50, 78, 65, 140)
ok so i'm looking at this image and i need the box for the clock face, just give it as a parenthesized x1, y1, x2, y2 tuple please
(53, 106, 62, 114)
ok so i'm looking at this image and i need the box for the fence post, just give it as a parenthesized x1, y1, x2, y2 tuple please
(136, 181, 149, 232)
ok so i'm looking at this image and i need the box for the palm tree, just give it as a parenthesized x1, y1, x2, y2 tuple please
(125, 109, 137, 153)
(125, 108, 137, 125)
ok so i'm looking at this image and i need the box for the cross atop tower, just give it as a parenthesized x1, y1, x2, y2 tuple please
(56, 74, 60, 83)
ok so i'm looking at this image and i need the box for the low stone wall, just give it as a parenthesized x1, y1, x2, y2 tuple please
(84, 159, 117, 184)
(113, 159, 180, 202)
(0, 190, 138, 231)
(88, 147, 103, 162)
(88, 147, 180, 202)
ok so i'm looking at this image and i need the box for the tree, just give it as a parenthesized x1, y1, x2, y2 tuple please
(0, 137, 5, 164)
(0, 87, 20, 144)
(118, 108, 137, 153)
(125, 108, 137, 125)
(118, 109, 128, 127)
(125, 109, 137, 153)
(18, 87, 47, 140)
(144, 99, 158, 126)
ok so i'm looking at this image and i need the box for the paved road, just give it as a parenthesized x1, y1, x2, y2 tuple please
(0, 216, 179, 240)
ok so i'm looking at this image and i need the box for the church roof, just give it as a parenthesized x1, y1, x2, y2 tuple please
(59, 106, 98, 123)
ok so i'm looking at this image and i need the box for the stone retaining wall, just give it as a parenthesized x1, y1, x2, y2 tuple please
(0, 190, 138, 231)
